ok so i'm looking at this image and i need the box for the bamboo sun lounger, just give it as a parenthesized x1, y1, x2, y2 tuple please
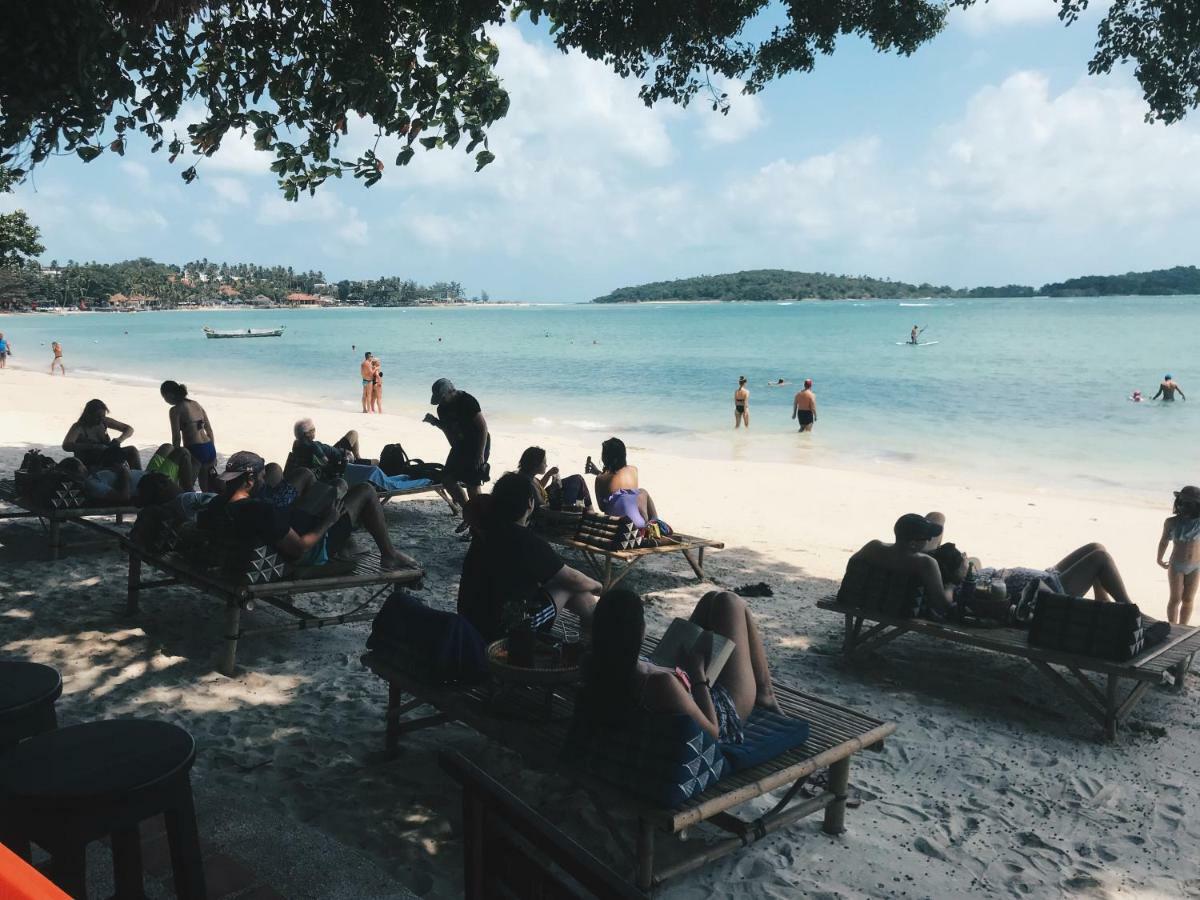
(556, 533, 725, 591)
(817, 598, 1200, 741)
(376, 482, 459, 516)
(0, 478, 134, 559)
(362, 642, 894, 893)
(117, 531, 424, 676)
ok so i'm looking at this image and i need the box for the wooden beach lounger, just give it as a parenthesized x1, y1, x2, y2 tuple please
(375, 482, 459, 516)
(362, 648, 894, 893)
(557, 533, 725, 591)
(0, 479, 134, 559)
(817, 598, 1200, 741)
(118, 533, 424, 676)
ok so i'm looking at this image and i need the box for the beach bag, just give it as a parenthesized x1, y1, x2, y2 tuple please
(1028, 590, 1146, 661)
(379, 443, 445, 482)
(15, 450, 56, 495)
(367, 590, 487, 685)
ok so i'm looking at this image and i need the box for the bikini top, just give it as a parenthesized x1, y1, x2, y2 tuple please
(1172, 517, 1200, 543)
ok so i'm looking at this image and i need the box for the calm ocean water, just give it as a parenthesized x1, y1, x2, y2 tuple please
(1, 297, 1193, 500)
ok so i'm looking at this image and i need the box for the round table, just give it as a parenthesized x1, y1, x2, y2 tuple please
(0, 660, 62, 752)
(0, 719, 206, 899)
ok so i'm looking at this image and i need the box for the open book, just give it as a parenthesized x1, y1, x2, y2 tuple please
(649, 618, 736, 683)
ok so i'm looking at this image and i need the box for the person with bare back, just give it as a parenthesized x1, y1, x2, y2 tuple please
(792, 379, 817, 432)
(360, 352, 375, 413)
(733, 376, 750, 428)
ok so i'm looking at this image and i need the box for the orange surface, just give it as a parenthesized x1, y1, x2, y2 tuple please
(0, 842, 70, 900)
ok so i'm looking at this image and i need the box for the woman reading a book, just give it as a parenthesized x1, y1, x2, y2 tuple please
(579, 589, 780, 744)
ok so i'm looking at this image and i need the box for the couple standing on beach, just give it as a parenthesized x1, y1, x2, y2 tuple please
(360, 352, 384, 413)
(734, 376, 817, 432)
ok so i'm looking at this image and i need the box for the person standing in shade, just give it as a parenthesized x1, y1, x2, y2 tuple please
(792, 379, 818, 432)
(359, 352, 375, 413)
(424, 378, 491, 524)
(50, 341, 65, 375)
(733, 376, 750, 429)
(1153, 374, 1186, 402)
(0, 332, 10, 368)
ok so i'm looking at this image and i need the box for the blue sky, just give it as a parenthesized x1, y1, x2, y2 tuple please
(6, 1, 1200, 302)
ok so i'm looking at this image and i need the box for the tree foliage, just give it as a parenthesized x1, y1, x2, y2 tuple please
(1039, 265, 1200, 296)
(10, 1, 1192, 198)
(0, 168, 44, 268)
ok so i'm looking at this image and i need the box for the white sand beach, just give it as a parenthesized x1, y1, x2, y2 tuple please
(2, 368, 1197, 898)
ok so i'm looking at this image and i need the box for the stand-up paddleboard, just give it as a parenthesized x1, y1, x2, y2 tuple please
(895, 340, 940, 346)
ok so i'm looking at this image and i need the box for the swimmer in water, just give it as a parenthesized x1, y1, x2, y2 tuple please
(768, 378, 787, 387)
(1130, 390, 1144, 402)
(1152, 375, 1186, 402)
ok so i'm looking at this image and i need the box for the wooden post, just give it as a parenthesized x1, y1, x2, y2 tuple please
(126, 552, 142, 615)
(386, 682, 402, 756)
(48, 520, 61, 560)
(462, 790, 486, 900)
(636, 818, 655, 892)
(219, 603, 242, 677)
(1104, 674, 1119, 742)
(822, 757, 851, 835)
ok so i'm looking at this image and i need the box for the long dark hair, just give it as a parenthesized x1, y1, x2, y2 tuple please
(518, 446, 546, 475)
(579, 590, 645, 726)
(1175, 491, 1200, 518)
(600, 437, 627, 473)
(78, 399, 108, 427)
(160, 380, 188, 402)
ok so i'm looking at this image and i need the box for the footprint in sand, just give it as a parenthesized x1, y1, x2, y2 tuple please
(914, 836, 950, 861)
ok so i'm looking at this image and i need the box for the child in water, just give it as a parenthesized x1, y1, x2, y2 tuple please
(1157, 486, 1200, 625)
(1129, 390, 1143, 402)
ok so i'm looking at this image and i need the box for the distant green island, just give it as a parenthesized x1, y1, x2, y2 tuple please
(591, 266, 1200, 303)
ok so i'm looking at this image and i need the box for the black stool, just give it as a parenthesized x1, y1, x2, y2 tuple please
(0, 719, 206, 900)
(0, 660, 62, 752)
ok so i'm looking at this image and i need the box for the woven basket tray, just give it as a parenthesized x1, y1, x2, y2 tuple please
(486, 638, 583, 686)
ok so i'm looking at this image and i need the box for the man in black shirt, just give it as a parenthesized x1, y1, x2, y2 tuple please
(202, 450, 419, 570)
(424, 378, 490, 520)
(457, 473, 600, 641)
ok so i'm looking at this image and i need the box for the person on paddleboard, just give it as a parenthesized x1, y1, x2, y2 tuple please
(909, 325, 921, 345)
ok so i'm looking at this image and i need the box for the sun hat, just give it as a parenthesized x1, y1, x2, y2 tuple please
(430, 378, 455, 405)
(218, 450, 265, 482)
(894, 513, 943, 542)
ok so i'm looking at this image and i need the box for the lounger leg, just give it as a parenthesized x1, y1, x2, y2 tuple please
(822, 757, 851, 835)
(1104, 674, 1119, 742)
(842, 614, 855, 655)
(48, 520, 61, 560)
(385, 682, 402, 756)
(126, 552, 142, 615)
(219, 603, 242, 677)
(636, 818, 655, 892)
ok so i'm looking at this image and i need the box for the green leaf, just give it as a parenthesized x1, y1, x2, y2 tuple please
(474, 150, 495, 171)
(75, 146, 103, 162)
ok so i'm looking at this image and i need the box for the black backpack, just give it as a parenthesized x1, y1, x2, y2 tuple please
(15, 449, 56, 495)
(379, 443, 444, 482)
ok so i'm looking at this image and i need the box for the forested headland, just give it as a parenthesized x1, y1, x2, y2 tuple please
(591, 266, 1200, 303)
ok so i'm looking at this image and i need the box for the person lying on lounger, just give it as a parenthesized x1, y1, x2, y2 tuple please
(929, 515, 1136, 607)
(457, 472, 600, 641)
(199, 451, 417, 570)
(586, 437, 658, 528)
(578, 589, 780, 744)
(848, 512, 1011, 620)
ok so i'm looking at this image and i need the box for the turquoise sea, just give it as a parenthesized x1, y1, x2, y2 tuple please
(1, 297, 1193, 500)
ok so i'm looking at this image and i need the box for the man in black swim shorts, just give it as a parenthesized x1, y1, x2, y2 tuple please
(792, 379, 817, 432)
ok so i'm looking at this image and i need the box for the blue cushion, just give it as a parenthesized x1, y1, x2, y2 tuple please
(564, 710, 725, 808)
(720, 709, 810, 773)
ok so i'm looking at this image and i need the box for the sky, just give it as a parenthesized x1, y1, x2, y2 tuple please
(6, 1, 1200, 302)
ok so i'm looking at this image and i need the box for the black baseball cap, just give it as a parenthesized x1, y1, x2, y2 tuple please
(894, 513, 943, 542)
(219, 450, 266, 482)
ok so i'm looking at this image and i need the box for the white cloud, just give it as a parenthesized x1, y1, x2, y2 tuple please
(694, 77, 766, 144)
(255, 190, 368, 246)
(208, 177, 249, 206)
(955, 0, 1063, 34)
(192, 218, 223, 244)
(120, 160, 151, 185)
(85, 200, 167, 233)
